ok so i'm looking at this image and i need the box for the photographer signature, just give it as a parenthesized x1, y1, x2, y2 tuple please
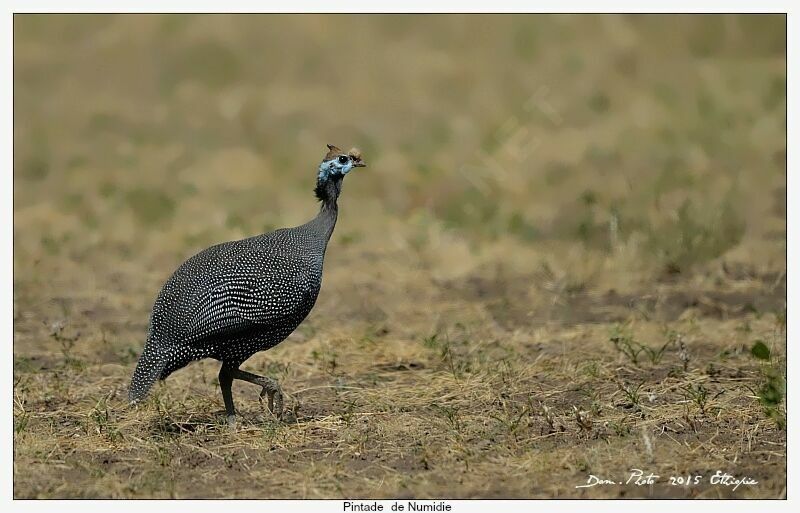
(575, 469, 758, 491)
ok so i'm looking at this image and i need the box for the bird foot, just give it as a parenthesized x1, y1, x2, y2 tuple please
(258, 379, 284, 420)
(226, 414, 237, 427)
(281, 401, 299, 424)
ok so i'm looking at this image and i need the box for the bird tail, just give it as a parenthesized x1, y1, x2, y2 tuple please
(128, 341, 167, 403)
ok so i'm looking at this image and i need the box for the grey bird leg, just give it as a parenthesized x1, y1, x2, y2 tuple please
(229, 368, 284, 419)
(218, 366, 237, 426)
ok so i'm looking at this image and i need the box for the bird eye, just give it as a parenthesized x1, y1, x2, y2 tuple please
(338, 155, 349, 164)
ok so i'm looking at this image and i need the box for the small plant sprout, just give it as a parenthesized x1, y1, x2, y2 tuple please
(616, 380, 645, 410)
(682, 383, 709, 414)
(610, 323, 677, 366)
(641, 337, 673, 365)
(489, 402, 529, 442)
(609, 323, 644, 365)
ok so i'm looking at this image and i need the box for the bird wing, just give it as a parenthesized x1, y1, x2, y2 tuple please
(183, 274, 310, 346)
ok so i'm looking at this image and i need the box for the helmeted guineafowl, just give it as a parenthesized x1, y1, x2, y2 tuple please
(128, 144, 366, 424)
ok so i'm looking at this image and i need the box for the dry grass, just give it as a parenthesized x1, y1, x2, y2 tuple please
(13, 14, 786, 498)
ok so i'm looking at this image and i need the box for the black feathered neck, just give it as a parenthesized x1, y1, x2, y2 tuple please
(315, 173, 344, 206)
(307, 174, 342, 244)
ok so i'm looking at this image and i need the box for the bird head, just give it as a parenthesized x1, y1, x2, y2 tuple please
(318, 144, 366, 181)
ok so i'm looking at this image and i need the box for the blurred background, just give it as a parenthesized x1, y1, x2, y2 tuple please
(14, 15, 786, 350)
(13, 15, 786, 498)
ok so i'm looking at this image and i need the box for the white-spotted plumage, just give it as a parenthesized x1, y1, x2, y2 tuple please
(128, 144, 365, 422)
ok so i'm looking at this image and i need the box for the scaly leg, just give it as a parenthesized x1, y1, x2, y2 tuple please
(218, 366, 237, 426)
(229, 368, 284, 419)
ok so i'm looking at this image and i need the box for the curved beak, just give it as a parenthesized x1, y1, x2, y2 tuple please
(353, 161, 367, 168)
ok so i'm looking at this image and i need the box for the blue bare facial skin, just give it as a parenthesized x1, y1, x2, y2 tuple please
(318, 148, 367, 181)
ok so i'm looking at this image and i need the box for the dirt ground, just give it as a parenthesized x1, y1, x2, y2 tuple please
(13, 15, 786, 498)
